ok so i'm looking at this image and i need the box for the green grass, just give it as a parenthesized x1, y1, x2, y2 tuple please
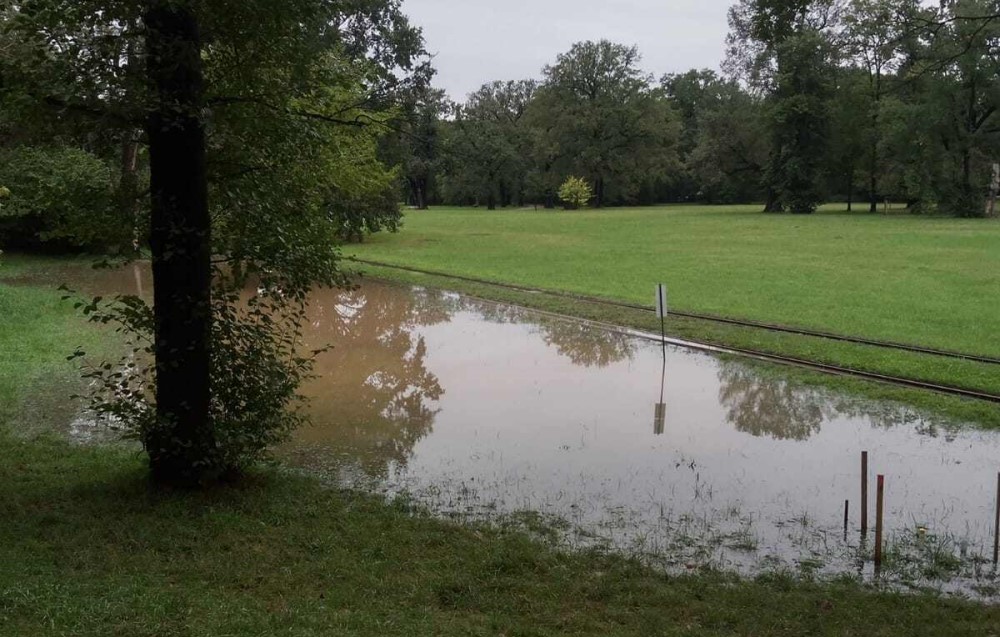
(348, 205, 1000, 357)
(0, 254, 113, 426)
(346, 205, 1000, 417)
(3, 258, 1000, 635)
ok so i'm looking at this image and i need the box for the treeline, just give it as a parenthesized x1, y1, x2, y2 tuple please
(392, 0, 1000, 216)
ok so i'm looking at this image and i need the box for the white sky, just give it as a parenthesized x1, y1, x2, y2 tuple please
(402, 0, 733, 101)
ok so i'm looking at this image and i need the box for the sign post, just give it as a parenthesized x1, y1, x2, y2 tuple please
(655, 284, 668, 352)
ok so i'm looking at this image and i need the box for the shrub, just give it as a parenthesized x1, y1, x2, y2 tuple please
(0, 146, 129, 251)
(73, 271, 322, 479)
(558, 176, 593, 210)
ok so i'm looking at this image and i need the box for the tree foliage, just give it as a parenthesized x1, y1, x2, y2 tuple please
(1, 0, 429, 484)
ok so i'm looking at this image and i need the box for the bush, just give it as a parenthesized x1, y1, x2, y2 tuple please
(558, 176, 593, 210)
(74, 272, 320, 479)
(0, 146, 129, 251)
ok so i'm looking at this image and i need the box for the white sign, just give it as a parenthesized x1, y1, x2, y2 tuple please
(655, 284, 668, 319)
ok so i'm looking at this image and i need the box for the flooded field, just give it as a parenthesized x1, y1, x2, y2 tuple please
(9, 264, 1000, 596)
(286, 281, 1000, 596)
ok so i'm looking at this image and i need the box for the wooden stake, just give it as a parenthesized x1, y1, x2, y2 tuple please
(874, 475, 885, 576)
(844, 499, 849, 541)
(861, 452, 869, 537)
(993, 472, 999, 567)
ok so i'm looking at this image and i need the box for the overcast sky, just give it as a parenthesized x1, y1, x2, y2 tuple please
(402, 0, 732, 101)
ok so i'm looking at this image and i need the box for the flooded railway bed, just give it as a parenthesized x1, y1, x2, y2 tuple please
(283, 281, 1000, 596)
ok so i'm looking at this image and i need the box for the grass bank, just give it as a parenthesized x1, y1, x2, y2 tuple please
(3, 255, 1000, 635)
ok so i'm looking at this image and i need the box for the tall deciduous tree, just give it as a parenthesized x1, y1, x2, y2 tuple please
(2, 0, 429, 485)
(531, 40, 678, 207)
(444, 80, 536, 209)
(727, 0, 837, 213)
(143, 1, 214, 481)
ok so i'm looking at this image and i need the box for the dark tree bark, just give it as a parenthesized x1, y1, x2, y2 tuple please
(846, 170, 853, 212)
(763, 187, 782, 213)
(594, 177, 605, 208)
(868, 163, 878, 213)
(144, 1, 216, 485)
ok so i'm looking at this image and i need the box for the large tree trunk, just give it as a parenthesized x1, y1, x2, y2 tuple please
(145, 1, 216, 486)
(544, 191, 555, 210)
(763, 187, 782, 213)
(846, 171, 853, 213)
(868, 161, 878, 214)
(594, 177, 605, 208)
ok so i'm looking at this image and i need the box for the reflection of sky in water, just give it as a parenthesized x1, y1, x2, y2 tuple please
(287, 282, 1000, 594)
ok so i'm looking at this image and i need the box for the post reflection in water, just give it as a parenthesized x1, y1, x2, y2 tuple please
(654, 356, 666, 436)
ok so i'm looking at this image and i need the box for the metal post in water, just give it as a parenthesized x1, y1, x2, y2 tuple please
(874, 474, 885, 576)
(861, 451, 869, 537)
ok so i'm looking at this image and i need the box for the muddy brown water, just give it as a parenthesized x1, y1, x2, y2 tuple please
(9, 264, 1000, 595)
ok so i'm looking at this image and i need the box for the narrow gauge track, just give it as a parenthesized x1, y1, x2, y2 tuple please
(349, 257, 1000, 404)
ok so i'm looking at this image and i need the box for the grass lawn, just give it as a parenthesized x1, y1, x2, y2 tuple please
(3, 258, 1000, 635)
(348, 205, 1000, 358)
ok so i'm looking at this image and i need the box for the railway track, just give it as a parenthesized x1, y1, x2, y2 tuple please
(348, 257, 1000, 404)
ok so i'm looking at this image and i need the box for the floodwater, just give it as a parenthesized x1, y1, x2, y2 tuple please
(9, 264, 1000, 595)
(289, 281, 1000, 594)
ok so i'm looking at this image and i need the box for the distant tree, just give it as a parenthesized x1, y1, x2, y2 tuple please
(381, 85, 448, 210)
(443, 80, 536, 209)
(532, 40, 679, 207)
(664, 69, 752, 202)
(841, 0, 913, 212)
(689, 90, 772, 203)
(727, 0, 837, 213)
(920, 0, 1000, 217)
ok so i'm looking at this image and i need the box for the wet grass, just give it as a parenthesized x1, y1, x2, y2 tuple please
(0, 255, 113, 427)
(348, 205, 1000, 401)
(357, 263, 1000, 429)
(5, 435, 1000, 636)
(3, 255, 1000, 634)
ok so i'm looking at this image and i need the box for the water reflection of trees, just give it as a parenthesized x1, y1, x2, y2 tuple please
(297, 283, 448, 477)
(718, 363, 833, 441)
(718, 361, 927, 441)
(453, 296, 635, 368)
